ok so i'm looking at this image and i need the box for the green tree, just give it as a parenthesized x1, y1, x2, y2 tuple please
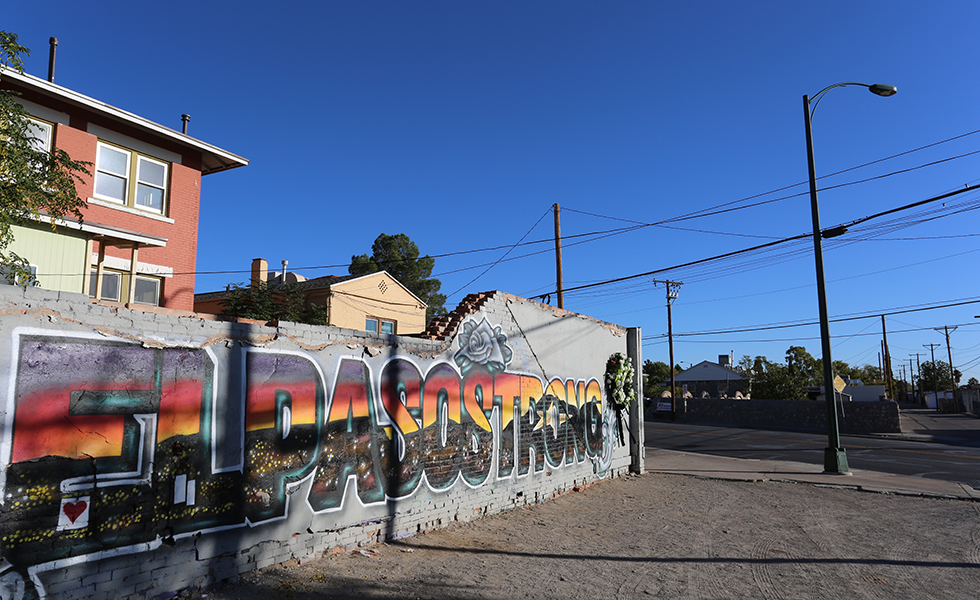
(785, 346, 819, 389)
(850, 364, 883, 385)
(918, 360, 961, 392)
(1, 31, 90, 285)
(642, 360, 673, 397)
(738, 347, 873, 401)
(222, 281, 328, 326)
(744, 355, 808, 401)
(349, 233, 447, 322)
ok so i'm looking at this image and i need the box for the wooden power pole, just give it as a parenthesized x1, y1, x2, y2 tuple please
(553, 203, 563, 309)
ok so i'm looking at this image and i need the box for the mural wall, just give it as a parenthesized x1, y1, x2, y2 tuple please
(0, 288, 639, 599)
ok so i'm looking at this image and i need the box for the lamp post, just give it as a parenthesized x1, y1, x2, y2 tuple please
(803, 82, 896, 475)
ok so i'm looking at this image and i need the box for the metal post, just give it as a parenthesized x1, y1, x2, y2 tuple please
(882, 316, 893, 399)
(909, 357, 915, 403)
(925, 343, 941, 410)
(803, 94, 848, 475)
(944, 326, 958, 411)
(915, 353, 924, 407)
(627, 327, 643, 473)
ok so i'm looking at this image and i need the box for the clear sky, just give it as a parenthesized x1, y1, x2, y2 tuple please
(6, 1, 980, 385)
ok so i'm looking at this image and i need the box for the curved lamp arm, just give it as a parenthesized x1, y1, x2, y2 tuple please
(808, 82, 897, 117)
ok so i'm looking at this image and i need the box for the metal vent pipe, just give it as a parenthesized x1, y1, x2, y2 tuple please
(181, 114, 190, 134)
(47, 37, 58, 83)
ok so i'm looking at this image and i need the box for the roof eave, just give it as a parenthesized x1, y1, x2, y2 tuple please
(1, 68, 249, 175)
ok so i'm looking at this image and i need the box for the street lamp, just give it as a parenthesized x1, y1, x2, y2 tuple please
(803, 82, 896, 475)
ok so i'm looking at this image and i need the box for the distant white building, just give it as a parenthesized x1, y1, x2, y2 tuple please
(671, 357, 746, 398)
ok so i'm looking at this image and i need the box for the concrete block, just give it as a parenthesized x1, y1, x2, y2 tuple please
(81, 570, 113, 586)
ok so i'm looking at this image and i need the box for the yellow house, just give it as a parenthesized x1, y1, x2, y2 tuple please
(194, 258, 427, 335)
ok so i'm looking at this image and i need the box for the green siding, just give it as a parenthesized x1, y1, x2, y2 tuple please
(6, 223, 88, 293)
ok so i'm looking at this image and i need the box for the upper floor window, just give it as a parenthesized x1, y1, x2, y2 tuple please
(94, 141, 169, 214)
(26, 118, 52, 153)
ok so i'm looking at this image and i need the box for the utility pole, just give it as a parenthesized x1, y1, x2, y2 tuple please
(937, 326, 958, 411)
(654, 279, 682, 421)
(881, 316, 894, 399)
(924, 343, 941, 411)
(553, 203, 563, 309)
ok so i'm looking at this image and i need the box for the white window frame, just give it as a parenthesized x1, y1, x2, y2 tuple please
(94, 141, 169, 215)
(365, 318, 378, 333)
(135, 155, 168, 214)
(132, 275, 161, 306)
(26, 118, 53, 153)
(380, 320, 395, 335)
(94, 141, 131, 205)
(89, 270, 121, 302)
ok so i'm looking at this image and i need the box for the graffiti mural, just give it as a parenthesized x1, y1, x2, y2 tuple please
(0, 320, 620, 598)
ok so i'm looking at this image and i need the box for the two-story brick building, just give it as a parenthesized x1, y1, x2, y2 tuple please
(1, 64, 247, 311)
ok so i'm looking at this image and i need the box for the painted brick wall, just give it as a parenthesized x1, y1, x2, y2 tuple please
(0, 286, 641, 600)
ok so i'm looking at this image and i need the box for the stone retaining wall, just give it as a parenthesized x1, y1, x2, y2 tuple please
(647, 397, 900, 433)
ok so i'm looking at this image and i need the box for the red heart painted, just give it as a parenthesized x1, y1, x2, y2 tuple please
(63, 501, 87, 523)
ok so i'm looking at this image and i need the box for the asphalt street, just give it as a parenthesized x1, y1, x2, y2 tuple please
(644, 406, 980, 490)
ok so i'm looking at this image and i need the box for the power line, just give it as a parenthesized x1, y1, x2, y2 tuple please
(543, 183, 980, 301)
(446, 207, 551, 298)
(641, 299, 980, 340)
(642, 322, 980, 346)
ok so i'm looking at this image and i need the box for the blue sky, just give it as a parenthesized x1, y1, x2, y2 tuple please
(7, 1, 980, 384)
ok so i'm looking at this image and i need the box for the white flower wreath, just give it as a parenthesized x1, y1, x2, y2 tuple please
(604, 352, 635, 408)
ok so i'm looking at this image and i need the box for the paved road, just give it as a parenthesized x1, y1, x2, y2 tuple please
(644, 419, 980, 490)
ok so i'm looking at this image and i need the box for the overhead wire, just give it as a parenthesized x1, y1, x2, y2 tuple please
(546, 183, 980, 302)
(445, 207, 552, 298)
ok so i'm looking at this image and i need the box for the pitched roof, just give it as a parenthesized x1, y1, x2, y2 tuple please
(673, 360, 745, 383)
(194, 270, 427, 307)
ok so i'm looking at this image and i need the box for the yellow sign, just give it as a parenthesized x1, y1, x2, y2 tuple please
(833, 375, 846, 394)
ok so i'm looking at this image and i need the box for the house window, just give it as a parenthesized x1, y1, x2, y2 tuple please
(89, 270, 121, 302)
(1, 263, 37, 286)
(365, 318, 394, 334)
(133, 276, 161, 306)
(27, 118, 53, 152)
(94, 141, 169, 214)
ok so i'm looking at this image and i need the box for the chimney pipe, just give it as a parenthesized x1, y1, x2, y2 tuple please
(281, 260, 288, 282)
(47, 37, 58, 83)
(181, 113, 190, 134)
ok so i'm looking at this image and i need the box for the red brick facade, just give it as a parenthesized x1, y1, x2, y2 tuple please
(52, 124, 205, 311)
(4, 70, 246, 312)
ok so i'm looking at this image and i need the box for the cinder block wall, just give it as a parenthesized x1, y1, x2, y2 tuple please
(0, 286, 639, 599)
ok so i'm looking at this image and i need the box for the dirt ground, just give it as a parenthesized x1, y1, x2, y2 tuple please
(204, 473, 980, 600)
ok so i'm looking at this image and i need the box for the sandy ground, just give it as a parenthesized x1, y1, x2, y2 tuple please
(203, 473, 980, 600)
